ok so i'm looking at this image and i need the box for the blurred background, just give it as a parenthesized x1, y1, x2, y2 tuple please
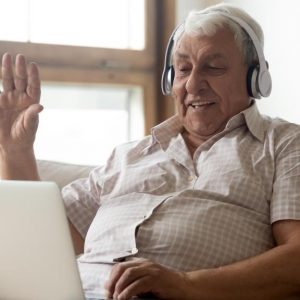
(0, 0, 299, 165)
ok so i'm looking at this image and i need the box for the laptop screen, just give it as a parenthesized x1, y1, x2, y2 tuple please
(0, 180, 85, 300)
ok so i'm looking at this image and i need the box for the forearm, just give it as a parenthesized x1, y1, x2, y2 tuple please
(185, 244, 300, 300)
(0, 147, 40, 180)
(69, 220, 84, 255)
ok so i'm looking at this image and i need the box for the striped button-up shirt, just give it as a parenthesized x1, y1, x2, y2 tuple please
(63, 102, 300, 298)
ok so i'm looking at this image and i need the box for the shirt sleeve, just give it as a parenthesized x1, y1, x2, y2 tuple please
(62, 165, 104, 238)
(271, 124, 300, 223)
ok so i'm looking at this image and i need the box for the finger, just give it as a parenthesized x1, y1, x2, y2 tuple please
(105, 263, 129, 298)
(117, 276, 151, 300)
(15, 54, 28, 92)
(1, 53, 15, 91)
(23, 104, 43, 137)
(26, 62, 41, 102)
(105, 260, 146, 298)
(114, 265, 151, 295)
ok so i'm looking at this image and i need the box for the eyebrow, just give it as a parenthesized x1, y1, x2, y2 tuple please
(173, 51, 226, 61)
(173, 51, 189, 60)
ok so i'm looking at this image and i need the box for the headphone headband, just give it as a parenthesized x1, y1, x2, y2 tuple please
(161, 11, 272, 99)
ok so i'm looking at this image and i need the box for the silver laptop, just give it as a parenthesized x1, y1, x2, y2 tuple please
(0, 180, 85, 300)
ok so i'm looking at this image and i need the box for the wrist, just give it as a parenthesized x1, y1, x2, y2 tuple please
(178, 271, 200, 300)
(184, 270, 214, 300)
(0, 147, 39, 180)
(0, 144, 35, 160)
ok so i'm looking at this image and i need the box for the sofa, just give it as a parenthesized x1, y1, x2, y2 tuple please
(37, 160, 95, 189)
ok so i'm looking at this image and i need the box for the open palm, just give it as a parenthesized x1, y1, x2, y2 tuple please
(0, 53, 43, 152)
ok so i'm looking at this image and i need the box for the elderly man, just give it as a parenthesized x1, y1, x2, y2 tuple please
(1, 3, 300, 300)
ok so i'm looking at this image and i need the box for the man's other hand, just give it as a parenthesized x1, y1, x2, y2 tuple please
(104, 258, 191, 300)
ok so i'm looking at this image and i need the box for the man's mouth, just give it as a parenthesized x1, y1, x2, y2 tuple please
(188, 101, 215, 108)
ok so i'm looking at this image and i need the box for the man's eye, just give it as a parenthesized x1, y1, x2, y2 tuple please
(208, 65, 224, 70)
(177, 67, 190, 76)
(206, 65, 226, 74)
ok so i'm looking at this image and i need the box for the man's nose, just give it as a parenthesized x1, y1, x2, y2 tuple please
(185, 71, 209, 95)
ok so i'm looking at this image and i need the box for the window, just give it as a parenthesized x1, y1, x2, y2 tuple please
(0, 0, 145, 50)
(0, 0, 158, 165)
(36, 83, 144, 165)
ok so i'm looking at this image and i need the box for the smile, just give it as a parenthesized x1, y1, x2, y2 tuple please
(188, 101, 215, 108)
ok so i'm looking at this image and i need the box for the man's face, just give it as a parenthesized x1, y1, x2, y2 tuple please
(172, 27, 250, 140)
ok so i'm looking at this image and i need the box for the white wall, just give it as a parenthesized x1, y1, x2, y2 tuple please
(176, 0, 220, 23)
(176, 0, 300, 124)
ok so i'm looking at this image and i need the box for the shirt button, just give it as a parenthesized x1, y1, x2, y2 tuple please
(131, 247, 138, 254)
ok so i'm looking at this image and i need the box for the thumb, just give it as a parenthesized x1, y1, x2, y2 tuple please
(24, 103, 44, 133)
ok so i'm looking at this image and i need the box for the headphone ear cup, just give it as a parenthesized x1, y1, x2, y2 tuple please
(246, 64, 260, 99)
(170, 66, 175, 87)
(165, 66, 175, 93)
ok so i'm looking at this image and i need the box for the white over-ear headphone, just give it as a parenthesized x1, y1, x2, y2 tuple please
(161, 12, 272, 99)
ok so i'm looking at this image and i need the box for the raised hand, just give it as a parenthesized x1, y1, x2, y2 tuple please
(0, 53, 43, 179)
(0, 53, 43, 153)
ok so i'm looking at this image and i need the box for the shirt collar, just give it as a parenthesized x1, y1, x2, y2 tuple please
(240, 101, 266, 143)
(209, 101, 266, 143)
(151, 101, 266, 150)
(151, 115, 182, 151)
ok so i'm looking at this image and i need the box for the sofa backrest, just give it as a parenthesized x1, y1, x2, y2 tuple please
(37, 160, 94, 189)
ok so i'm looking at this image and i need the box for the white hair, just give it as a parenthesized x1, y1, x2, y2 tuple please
(174, 3, 264, 66)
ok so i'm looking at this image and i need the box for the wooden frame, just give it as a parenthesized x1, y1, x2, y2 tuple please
(155, 0, 176, 123)
(0, 0, 160, 134)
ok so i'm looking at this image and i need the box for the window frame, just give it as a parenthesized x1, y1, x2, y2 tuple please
(0, 0, 158, 134)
